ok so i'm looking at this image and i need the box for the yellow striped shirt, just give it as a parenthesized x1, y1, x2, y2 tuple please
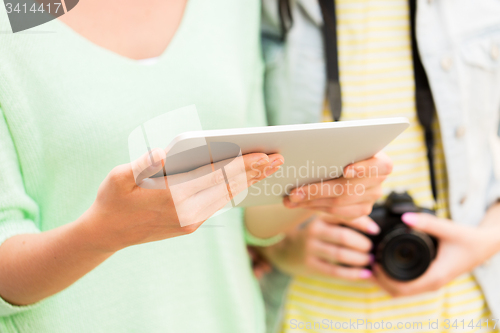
(282, 0, 494, 332)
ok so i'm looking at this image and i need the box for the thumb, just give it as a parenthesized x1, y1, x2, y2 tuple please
(131, 148, 167, 185)
(401, 212, 457, 240)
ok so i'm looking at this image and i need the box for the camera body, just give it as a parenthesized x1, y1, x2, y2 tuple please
(366, 192, 438, 281)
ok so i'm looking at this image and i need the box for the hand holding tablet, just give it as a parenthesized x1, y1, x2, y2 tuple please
(157, 117, 408, 209)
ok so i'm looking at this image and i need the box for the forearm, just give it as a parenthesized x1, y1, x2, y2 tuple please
(257, 226, 308, 276)
(0, 210, 114, 306)
(244, 204, 313, 239)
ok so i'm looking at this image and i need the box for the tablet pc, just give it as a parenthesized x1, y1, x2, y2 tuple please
(157, 117, 409, 207)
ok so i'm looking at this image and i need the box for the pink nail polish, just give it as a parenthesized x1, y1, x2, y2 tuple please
(360, 269, 372, 279)
(367, 222, 380, 235)
(401, 212, 418, 226)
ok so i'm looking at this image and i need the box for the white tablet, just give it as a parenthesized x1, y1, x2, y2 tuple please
(157, 117, 409, 207)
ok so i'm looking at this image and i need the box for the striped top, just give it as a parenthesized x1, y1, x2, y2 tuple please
(281, 0, 494, 332)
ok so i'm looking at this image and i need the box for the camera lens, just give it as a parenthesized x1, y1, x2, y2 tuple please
(394, 242, 417, 266)
(378, 228, 436, 281)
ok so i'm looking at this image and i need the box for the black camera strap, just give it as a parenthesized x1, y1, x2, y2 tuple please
(318, 0, 438, 200)
(318, 0, 342, 122)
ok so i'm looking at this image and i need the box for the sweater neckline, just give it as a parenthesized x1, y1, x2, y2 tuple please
(51, 0, 195, 67)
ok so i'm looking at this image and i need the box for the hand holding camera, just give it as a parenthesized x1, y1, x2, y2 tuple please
(300, 190, 500, 298)
(373, 204, 500, 297)
(298, 191, 436, 281)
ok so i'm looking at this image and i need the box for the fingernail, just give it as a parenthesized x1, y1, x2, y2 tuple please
(290, 190, 305, 202)
(402, 213, 418, 226)
(367, 222, 380, 235)
(345, 166, 357, 178)
(216, 173, 225, 184)
(151, 160, 163, 167)
(254, 157, 270, 167)
(151, 149, 165, 163)
(369, 254, 375, 266)
(271, 159, 284, 168)
(228, 181, 238, 194)
(360, 269, 372, 279)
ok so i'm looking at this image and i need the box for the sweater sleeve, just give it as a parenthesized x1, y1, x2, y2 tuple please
(0, 106, 41, 317)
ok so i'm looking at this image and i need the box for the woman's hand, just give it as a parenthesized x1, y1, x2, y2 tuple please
(373, 212, 500, 297)
(0, 148, 284, 307)
(248, 246, 273, 279)
(86, 148, 284, 252)
(283, 152, 392, 222)
(289, 214, 380, 280)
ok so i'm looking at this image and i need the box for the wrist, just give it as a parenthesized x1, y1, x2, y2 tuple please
(74, 206, 122, 254)
(473, 226, 500, 265)
(478, 204, 500, 254)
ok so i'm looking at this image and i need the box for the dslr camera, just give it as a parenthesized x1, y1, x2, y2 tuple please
(365, 191, 437, 281)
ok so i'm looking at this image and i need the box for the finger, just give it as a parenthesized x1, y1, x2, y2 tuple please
(180, 153, 273, 184)
(223, 153, 283, 180)
(287, 179, 343, 203)
(131, 148, 167, 184)
(401, 212, 458, 240)
(285, 185, 382, 209)
(175, 156, 284, 223)
(227, 154, 284, 198)
(287, 177, 383, 203)
(307, 256, 373, 280)
(167, 153, 268, 189)
(313, 222, 372, 252)
(339, 215, 380, 235)
(247, 154, 285, 181)
(189, 158, 285, 221)
(296, 202, 374, 222)
(194, 158, 287, 222)
(177, 176, 237, 222)
(343, 151, 393, 179)
(222, 153, 265, 180)
(170, 153, 283, 197)
(253, 264, 272, 279)
(168, 168, 225, 201)
(190, 187, 233, 224)
(310, 240, 372, 266)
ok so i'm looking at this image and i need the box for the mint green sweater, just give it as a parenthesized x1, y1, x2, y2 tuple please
(0, 1, 268, 332)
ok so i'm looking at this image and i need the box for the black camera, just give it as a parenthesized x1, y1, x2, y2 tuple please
(366, 191, 437, 281)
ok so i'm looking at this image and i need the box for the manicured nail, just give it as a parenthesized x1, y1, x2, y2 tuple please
(367, 222, 380, 235)
(369, 254, 375, 266)
(271, 159, 284, 168)
(402, 213, 418, 226)
(360, 269, 372, 279)
(254, 157, 270, 167)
